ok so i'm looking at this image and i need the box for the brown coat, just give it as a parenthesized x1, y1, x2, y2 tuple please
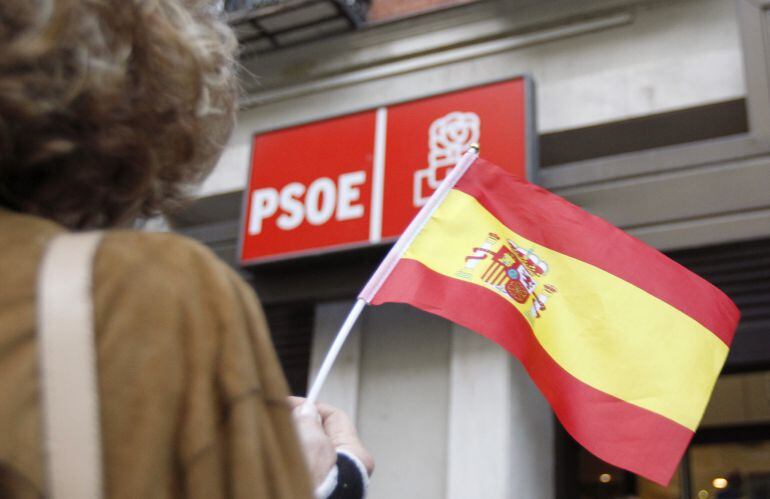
(0, 208, 313, 498)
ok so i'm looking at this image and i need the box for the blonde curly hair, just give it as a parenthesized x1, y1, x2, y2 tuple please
(0, 0, 238, 228)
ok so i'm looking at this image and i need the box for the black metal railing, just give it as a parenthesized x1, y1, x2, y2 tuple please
(226, 0, 371, 55)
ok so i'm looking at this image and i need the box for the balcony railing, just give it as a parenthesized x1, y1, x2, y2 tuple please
(225, 0, 371, 55)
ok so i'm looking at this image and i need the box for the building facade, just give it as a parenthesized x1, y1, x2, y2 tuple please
(173, 1, 770, 497)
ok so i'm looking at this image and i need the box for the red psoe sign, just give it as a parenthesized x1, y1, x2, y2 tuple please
(240, 77, 536, 264)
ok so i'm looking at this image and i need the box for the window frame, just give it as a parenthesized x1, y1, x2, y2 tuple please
(539, 0, 770, 190)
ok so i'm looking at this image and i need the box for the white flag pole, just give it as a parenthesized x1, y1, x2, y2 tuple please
(304, 146, 480, 406)
(304, 298, 366, 405)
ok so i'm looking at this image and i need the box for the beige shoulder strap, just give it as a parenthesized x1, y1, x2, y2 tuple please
(37, 232, 105, 499)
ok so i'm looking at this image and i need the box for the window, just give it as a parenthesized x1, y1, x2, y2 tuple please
(539, 99, 749, 167)
(540, 0, 770, 190)
(565, 371, 770, 499)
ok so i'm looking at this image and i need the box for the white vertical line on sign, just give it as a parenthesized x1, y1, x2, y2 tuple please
(370, 107, 387, 243)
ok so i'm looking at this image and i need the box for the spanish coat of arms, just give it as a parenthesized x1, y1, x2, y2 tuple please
(456, 233, 557, 322)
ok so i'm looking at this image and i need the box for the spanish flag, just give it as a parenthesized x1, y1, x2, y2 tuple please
(360, 156, 739, 485)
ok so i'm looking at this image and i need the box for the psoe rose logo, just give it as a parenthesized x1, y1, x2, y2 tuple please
(413, 111, 480, 207)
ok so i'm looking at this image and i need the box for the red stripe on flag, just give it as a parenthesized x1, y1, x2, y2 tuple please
(454, 159, 740, 346)
(372, 258, 693, 485)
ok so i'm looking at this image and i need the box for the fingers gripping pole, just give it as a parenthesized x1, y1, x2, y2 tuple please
(305, 298, 367, 405)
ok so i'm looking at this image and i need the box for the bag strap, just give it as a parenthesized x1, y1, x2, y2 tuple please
(37, 232, 105, 499)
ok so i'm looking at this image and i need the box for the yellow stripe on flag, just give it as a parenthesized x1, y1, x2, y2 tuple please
(405, 189, 728, 430)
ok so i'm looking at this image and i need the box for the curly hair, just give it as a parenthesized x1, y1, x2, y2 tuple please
(0, 0, 237, 229)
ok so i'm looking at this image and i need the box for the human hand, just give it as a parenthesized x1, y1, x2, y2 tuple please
(289, 397, 374, 477)
(291, 401, 337, 488)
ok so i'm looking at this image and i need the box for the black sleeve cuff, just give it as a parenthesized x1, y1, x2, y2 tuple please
(327, 452, 366, 499)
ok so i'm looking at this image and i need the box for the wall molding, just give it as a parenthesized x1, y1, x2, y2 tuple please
(240, 11, 633, 109)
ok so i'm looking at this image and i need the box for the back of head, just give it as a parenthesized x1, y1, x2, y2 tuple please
(0, 0, 238, 229)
